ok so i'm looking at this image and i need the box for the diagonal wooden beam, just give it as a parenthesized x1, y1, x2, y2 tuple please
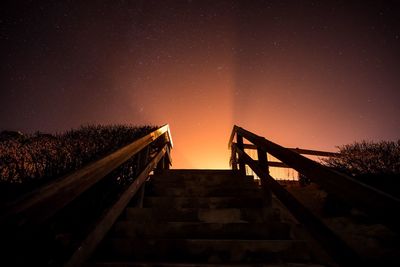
(64, 144, 168, 267)
(234, 143, 361, 266)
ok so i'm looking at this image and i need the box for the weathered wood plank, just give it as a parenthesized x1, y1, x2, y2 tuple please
(236, 134, 246, 176)
(267, 161, 290, 168)
(288, 147, 339, 157)
(231, 142, 339, 157)
(257, 147, 272, 204)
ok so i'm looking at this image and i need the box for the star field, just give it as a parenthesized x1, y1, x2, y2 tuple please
(1, 0, 400, 168)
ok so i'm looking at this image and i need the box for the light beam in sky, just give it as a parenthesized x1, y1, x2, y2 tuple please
(1, 1, 399, 169)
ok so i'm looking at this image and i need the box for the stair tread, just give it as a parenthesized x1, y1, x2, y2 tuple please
(155, 169, 239, 174)
(143, 197, 265, 208)
(125, 207, 275, 223)
(148, 184, 259, 190)
(99, 239, 311, 263)
(113, 221, 290, 239)
(147, 187, 262, 197)
(150, 172, 254, 185)
(92, 262, 326, 267)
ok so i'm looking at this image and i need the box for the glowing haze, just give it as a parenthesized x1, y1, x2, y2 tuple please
(1, 1, 399, 169)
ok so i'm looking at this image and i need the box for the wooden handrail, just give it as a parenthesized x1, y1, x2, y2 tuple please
(165, 124, 174, 148)
(232, 143, 338, 169)
(233, 143, 340, 157)
(230, 125, 400, 228)
(229, 125, 400, 265)
(65, 144, 170, 267)
(232, 143, 360, 266)
(0, 124, 173, 228)
(288, 147, 339, 157)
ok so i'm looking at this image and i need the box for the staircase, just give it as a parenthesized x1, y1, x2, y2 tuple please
(4, 125, 398, 266)
(91, 169, 325, 266)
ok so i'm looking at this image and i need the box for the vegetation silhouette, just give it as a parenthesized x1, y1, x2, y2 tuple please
(0, 124, 157, 201)
(313, 140, 400, 217)
(322, 140, 400, 198)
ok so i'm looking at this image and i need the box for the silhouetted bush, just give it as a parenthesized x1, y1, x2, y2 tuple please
(320, 140, 400, 215)
(0, 124, 157, 200)
(322, 140, 400, 176)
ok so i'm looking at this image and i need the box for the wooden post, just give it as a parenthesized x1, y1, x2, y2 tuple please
(231, 145, 238, 171)
(135, 152, 141, 176)
(257, 148, 272, 205)
(138, 183, 146, 208)
(154, 133, 171, 174)
(138, 146, 150, 208)
(144, 146, 150, 162)
(164, 156, 170, 170)
(236, 134, 246, 176)
(164, 145, 171, 170)
(257, 148, 270, 175)
(155, 155, 165, 174)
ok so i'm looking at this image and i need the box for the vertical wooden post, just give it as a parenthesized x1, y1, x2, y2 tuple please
(257, 148, 269, 175)
(155, 157, 164, 174)
(135, 152, 141, 176)
(164, 145, 171, 170)
(164, 157, 170, 170)
(138, 146, 150, 208)
(164, 156, 170, 170)
(236, 134, 246, 176)
(257, 148, 272, 205)
(142, 146, 150, 166)
(231, 146, 238, 171)
(138, 183, 146, 208)
(155, 132, 171, 174)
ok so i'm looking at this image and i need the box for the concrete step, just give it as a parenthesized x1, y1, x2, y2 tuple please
(146, 179, 258, 191)
(86, 170, 330, 267)
(112, 222, 291, 239)
(146, 186, 262, 197)
(125, 208, 275, 223)
(156, 169, 239, 176)
(143, 197, 265, 209)
(150, 171, 254, 186)
(98, 239, 311, 263)
(148, 181, 258, 190)
(92, 262, 326, 267)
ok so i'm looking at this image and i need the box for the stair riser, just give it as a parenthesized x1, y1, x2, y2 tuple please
(125, 208, 273, 223)
(143, 197, 265, 209)
(92, 264, 325, 267)
(149, 183, 258, 191)
(148, 187, 262, 197)
(102, 239, 311, 263)
(113, 222, 291, 239)
(150, 175, 255, 185)
(149, 179, 256, 187)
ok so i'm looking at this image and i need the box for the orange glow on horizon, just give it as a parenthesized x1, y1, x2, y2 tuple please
(2, 2, 398, 170)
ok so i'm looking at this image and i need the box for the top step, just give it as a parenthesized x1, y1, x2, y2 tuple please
(160, 169, 236, 174)
(154, 170, 247, 177)
(151, 170, 254, 185)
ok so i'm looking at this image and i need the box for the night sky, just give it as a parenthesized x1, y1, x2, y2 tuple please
(1, 1, 400, 169)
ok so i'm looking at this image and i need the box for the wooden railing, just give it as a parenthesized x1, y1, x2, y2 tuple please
(229, 125, 400, 266)
(237, 143, 339, 172)
(0, 124, 173, 266)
